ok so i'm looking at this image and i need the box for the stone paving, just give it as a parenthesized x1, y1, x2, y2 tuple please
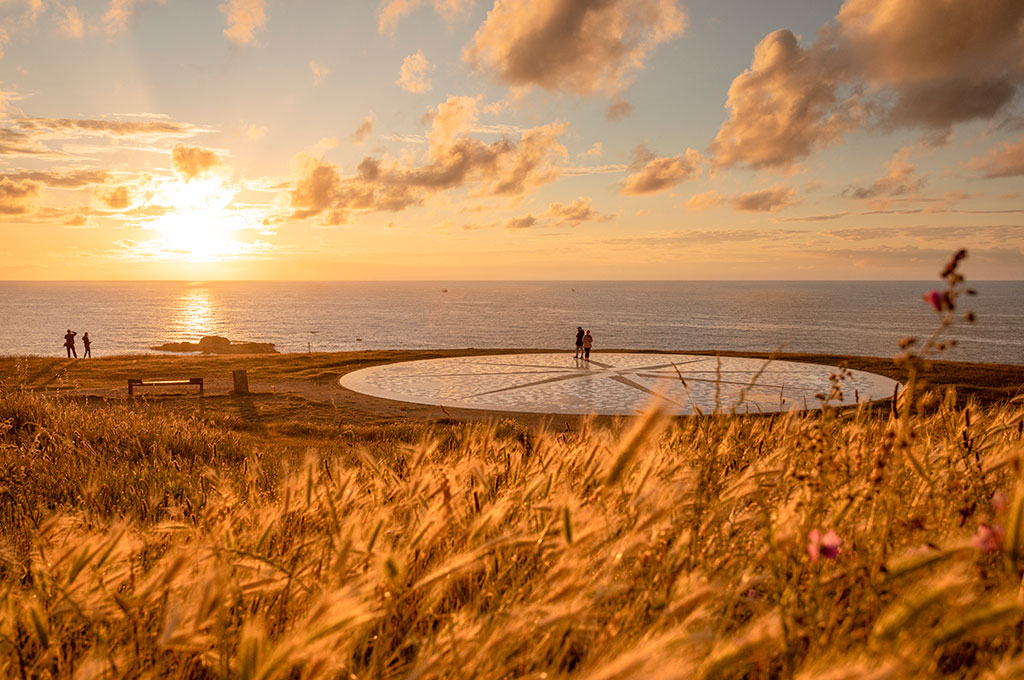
(339, 353, 902, 416)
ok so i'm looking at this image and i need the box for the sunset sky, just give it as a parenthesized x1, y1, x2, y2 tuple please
(1, 0, 1022, 280)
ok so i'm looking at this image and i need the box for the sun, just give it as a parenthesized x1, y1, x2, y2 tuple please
(146, 176, 254, 262)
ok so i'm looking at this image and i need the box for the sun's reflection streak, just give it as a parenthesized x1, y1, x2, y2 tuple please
(171, 287, 219, 339)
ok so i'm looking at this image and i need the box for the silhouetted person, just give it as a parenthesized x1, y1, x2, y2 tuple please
(574, 326, 584, 358)
(582, 330, 593, 363)
(63, 329, 77, 358)
(82, 332, 92, 358)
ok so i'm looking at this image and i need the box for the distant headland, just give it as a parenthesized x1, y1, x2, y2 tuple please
(150, 335, 278, 354)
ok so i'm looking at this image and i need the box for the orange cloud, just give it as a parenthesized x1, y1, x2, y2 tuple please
(2, 170, 109, 187)
(843, 147, 924, 199)
(309, 60, 330, 85)
(711, 1, 1024, 169)
(58, 6, 85, 38)
(837, 0, 1024, 130)
(352, 116, 375, 146)
(464, 0, 685, 98)
(221, 0, 266, 45)
(11, 117, 203, 139)
(969, 137, 1024, 178)
(101, 186, 133, 209)
(710, 29, 853, 170)
(397, 50, 434, 93)
(731, 187, 797, 212)
(542, 197, 611, 225)
(620, 146, 702, 195)
(503, 214, 536, 230)
(378, 0, 474, 34)
(0, 176, 40, 215)
(685, 190, 725, 211)
(290, 107, 568, 224)
(171, 145, 222, 180)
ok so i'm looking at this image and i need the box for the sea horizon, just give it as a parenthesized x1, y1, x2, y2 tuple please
(3, 280, 1022, 365)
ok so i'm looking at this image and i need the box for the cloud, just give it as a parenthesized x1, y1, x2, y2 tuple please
(103, 0, 141, 33)
(58, 5, 85, 38)
(290, 97, 568, 224)
(685, 190, 725, 211)
(397, 50, 434, 93)
(580, 142, 603, 158)
(464, 0, 686, 98)
(63, 213, 89, 227)
(504, 214, 536, 229)
(1, 170, 109, 187)
(101, 185, 133, 209)
(711, 1, 1024, 169)
(0, 176, 40, 215)
(836, 0, 1024, 130)
(10, 117, 203, 139)
(245, 123, 267, 140)
(620, 146, 702, 195)
(843, 147, 925, 199)
(969, 137, 1024, 178)
(309, 60, 330, 85)
(221, 0, 266, 45)
(171, 145, 222, 180)
(710, 29, 854, 170)
(731, 187, 797, 212)
(542, 197, 611, 225)
(351, 115, 375, 145)
(378, 0, 474, 34)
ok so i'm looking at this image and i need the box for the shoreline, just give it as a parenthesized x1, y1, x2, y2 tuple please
(2, 349, 1022, 427)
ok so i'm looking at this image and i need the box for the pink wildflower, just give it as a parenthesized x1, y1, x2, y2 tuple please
(971, 523, 1004, 553)
(808, 528, 842, 562)
(923, 290, 946, 312)
(992, 491, 1009, 515)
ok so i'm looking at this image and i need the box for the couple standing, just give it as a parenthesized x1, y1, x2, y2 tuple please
(574, 327, 593, 362)
(63, 329, 92, 358)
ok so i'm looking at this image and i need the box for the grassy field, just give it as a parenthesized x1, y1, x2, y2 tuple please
(2, 346, 1024, 677)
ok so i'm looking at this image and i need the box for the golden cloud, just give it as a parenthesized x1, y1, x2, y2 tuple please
(464, 0, 685, 98)
(731, 187, 797, 212)
(969, 137, 1024, 178)
(171, 145, 222, 180)
(101, 185, 133, 209)
(710, 29, 853, 170)
(685, 190, 725, 212)
(711, 0, 1024, 169)
(0, 176, 40, 215)
(620, 146, 702, 195)
(378, 0, 474, 34)
(397, 50, 434, 93)
(221, 0, 266, 45)
(351, 115, 375, 146)
(843, 147, 925, 199)
(290, 102, 568, 224)
(542, 197, 611, 225)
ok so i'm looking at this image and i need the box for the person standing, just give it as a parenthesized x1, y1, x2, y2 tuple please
(63, 329, 77, 358)
(582, 329, 593, 363)
(574, 326, 584, 358)
(82, 332, 92, 358)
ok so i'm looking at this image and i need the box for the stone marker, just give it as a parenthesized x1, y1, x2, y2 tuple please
(232, 369, 250, 395)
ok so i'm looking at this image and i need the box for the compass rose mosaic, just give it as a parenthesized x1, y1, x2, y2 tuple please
(339, 353, 902, 416)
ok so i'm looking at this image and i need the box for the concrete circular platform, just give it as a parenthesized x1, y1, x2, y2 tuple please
(339, 353, 901, 416)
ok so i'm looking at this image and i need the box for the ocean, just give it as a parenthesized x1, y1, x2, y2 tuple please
(0, 281, 1021, 364)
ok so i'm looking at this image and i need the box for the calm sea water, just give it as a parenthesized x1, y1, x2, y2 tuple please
(0, 281, 1021, 364)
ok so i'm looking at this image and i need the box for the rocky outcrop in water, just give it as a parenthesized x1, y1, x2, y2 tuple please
(151, 335, 278, 354)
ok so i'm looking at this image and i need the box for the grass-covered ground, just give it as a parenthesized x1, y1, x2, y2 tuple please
(1, 355, 1023, 678)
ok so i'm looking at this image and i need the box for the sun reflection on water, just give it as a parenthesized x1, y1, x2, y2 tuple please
(172, 287, 218, 339)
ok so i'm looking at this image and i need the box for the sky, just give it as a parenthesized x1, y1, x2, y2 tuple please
(0, 0, 1022, 280)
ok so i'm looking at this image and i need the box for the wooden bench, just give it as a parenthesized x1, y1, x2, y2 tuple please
(128, 378, 204, 396)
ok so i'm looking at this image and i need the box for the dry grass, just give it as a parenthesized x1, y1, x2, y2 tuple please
(2, 380, 1023, 679)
